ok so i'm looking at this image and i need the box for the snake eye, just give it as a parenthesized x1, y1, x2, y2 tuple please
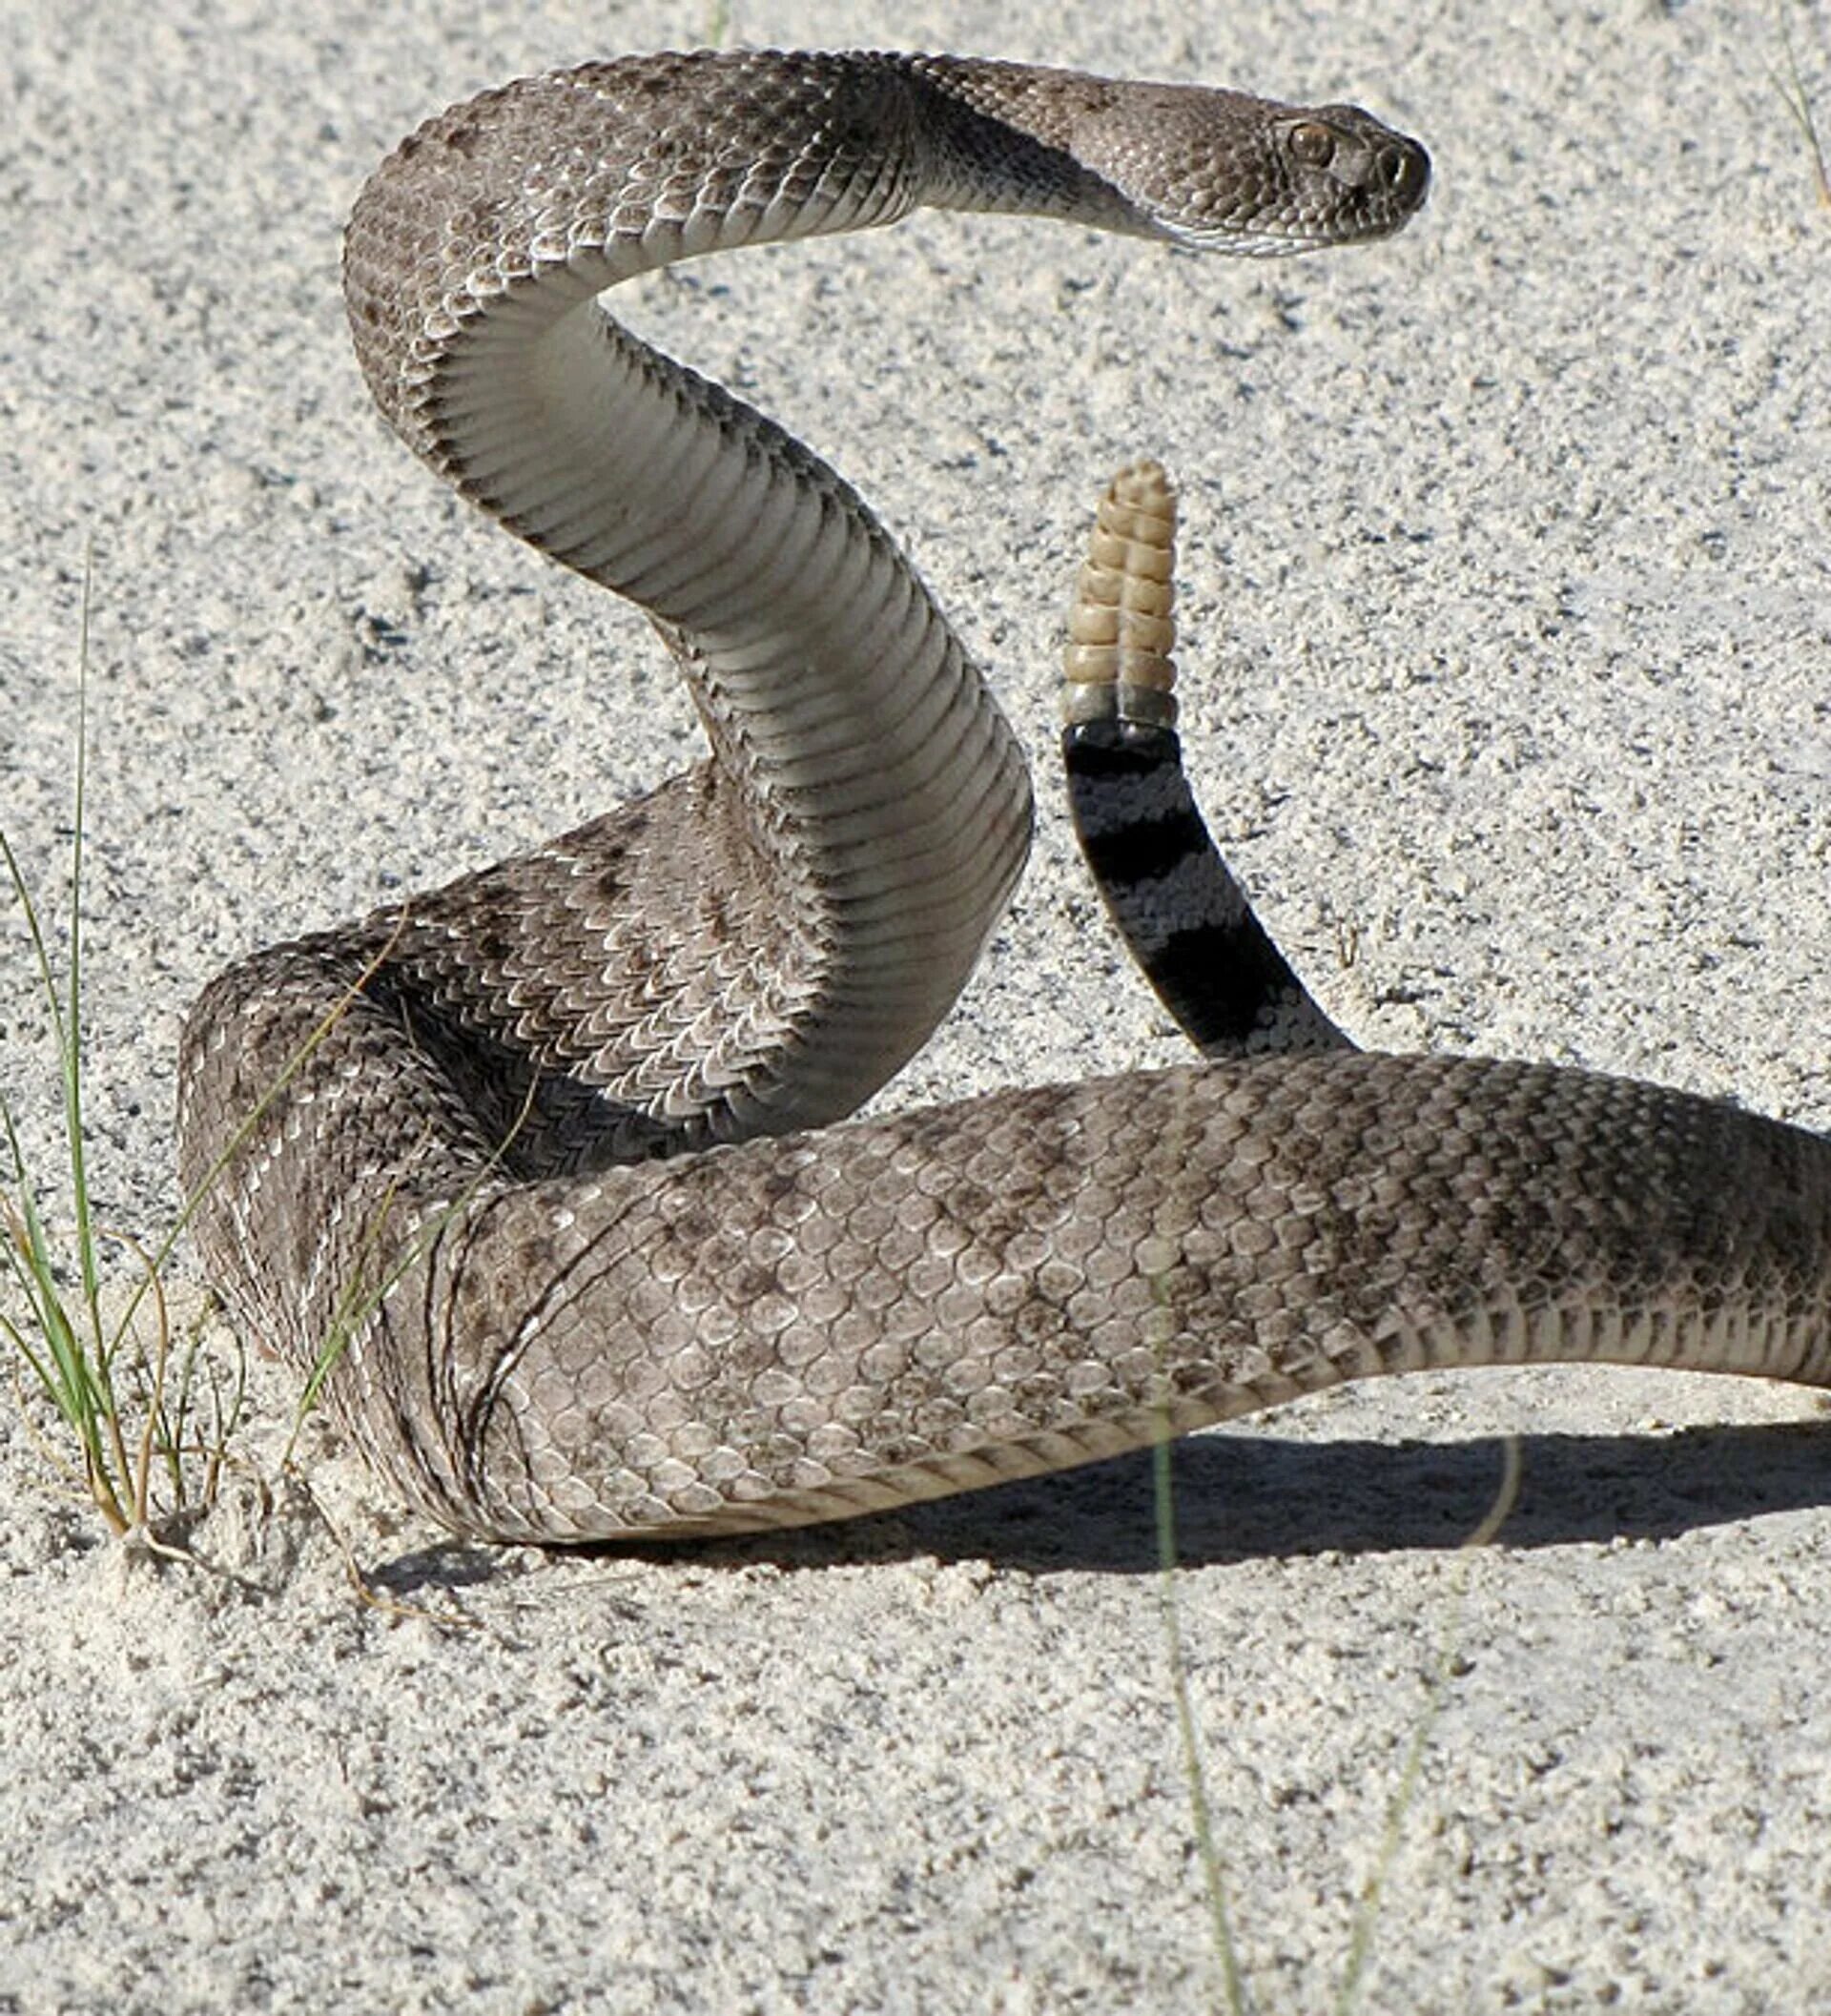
(1288, 122, 1337, 169)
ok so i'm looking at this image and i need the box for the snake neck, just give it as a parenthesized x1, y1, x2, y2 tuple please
(341, 53, 1048, 1141)
(336, 50, 1427, 1145)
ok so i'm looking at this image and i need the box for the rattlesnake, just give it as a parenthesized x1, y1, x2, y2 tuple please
(176, 51, 1827, 1544)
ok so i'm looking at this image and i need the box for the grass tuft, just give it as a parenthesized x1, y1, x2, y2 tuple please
(0, 553, 539, 1566)
(0, 560, 242, 1546)
(0, 563, 378, 1550)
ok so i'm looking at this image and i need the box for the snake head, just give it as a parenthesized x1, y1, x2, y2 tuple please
(1264, 103, 1432, 243)
(1083, 85, 1431, 255)
(906, 58, 1429, 259)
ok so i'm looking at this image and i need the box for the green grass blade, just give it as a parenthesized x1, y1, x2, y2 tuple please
(0, 552, 141, 1534)
(1771, 0, 1831, 207)
(288, 1078, 538, 1457)
(1, 1094, 102, 1430)
(62, 556, 101, 1329)
(1332, 1436, 1522, 2013)
(1154, 1426, 1251, 2016)
(98, 907, 415, 1404)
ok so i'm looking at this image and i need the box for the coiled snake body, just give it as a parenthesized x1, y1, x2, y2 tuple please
(177, 52, 1828, 1543)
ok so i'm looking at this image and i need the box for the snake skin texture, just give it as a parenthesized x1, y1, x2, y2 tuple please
(175, 52, 1826, 1544)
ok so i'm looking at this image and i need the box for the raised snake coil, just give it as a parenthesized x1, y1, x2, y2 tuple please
(175, 51, 1828, 1544)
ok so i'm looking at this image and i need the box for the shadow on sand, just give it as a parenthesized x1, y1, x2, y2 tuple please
(367, 1412, 1831, 1593)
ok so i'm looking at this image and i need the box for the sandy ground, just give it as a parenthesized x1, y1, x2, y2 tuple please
(2, 0, 1827, 2007)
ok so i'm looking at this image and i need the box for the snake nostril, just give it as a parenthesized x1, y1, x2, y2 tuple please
(1379, 143, 1430, 204)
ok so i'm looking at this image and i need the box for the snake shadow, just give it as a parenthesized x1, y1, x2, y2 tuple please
(721, 1416, 1831, 1574)
(368, 1416, 1831, 1592)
